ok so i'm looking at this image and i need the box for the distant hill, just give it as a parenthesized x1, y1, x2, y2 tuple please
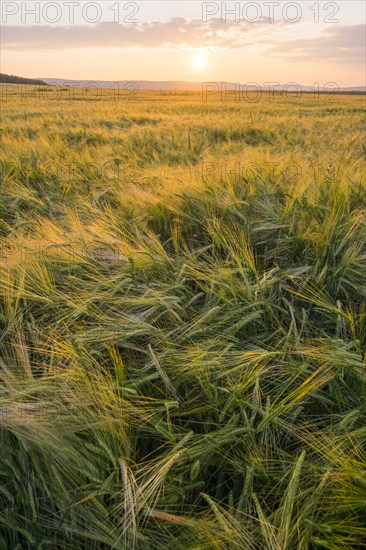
(42, 78, 366, 93)
(0, 73, 48, 86)
(42, 79, 207, 91)
(2, 74, 364, 93)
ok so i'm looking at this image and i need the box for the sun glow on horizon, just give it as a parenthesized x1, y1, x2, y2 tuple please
(192, 53, 207, 70)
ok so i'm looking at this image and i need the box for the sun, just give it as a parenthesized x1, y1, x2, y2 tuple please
(192, 54, 207, 70)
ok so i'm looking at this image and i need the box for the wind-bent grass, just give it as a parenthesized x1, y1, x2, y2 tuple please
(0, 87, 365, 548)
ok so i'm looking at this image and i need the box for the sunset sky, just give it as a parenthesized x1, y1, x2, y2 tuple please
(1, 1, 365, 86)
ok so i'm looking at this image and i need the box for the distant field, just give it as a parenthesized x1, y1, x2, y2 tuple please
(1, 86, 366, 549)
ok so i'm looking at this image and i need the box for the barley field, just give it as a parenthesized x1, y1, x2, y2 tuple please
(0, 86, 366, 549)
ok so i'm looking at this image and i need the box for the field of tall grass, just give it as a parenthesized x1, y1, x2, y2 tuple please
(1, 86, 366, 549)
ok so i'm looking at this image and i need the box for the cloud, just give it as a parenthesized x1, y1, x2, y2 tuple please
(3, 18, 363, 70)
(1, 17, 275, 51)
(267, 24, 366, 64)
